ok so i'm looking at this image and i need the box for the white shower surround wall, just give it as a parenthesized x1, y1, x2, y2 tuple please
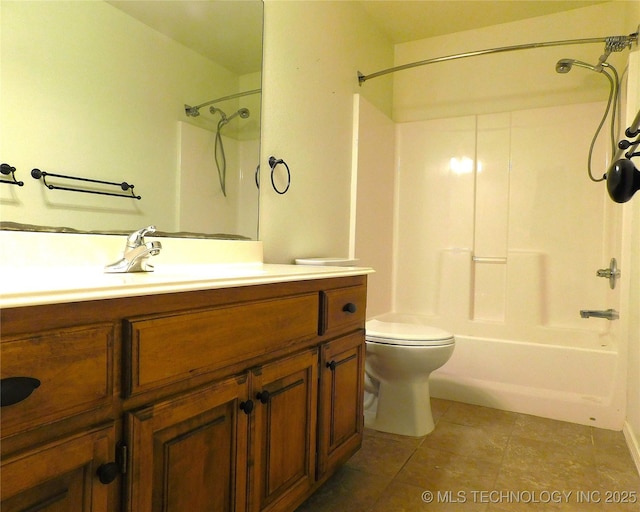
(354, 96, 625, 429)
(394, 103, 623, 428)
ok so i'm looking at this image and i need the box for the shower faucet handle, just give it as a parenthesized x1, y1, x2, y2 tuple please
(596, 258, 620, 289)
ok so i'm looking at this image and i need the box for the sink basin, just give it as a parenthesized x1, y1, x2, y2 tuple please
(150, 263, 267, 280)
(1, 263, 266, 292)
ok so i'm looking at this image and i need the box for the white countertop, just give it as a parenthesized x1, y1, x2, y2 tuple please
(0, 230, 372, 308)
(0, 263, 373, 309)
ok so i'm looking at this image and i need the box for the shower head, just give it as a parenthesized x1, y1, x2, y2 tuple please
(209, 107, 250, 124)
(227, 108, 250, 121)
(555, 58, 600, 74)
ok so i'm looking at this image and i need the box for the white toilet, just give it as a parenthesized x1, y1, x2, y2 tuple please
(364, 314, 455, 437)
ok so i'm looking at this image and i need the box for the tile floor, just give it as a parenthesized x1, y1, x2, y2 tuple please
(297, 399, 640, 511)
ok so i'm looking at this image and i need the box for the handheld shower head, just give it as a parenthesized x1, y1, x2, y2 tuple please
(226, 108, 251, 122)
(209, 106, 227, 120)
(555, 58, 599, 74)
(556, 58, 573, 73)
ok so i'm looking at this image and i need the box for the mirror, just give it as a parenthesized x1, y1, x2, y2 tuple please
(0, 0, 263, 240)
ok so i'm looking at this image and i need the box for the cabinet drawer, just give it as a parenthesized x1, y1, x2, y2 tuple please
(0, 324, 115, 438)
(320, 285, 367, 336)
(125, 293, 319, 396)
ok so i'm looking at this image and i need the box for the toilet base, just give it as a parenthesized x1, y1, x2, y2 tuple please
(363, 380, 435, 437)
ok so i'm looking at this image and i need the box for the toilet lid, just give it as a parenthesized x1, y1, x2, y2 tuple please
(365, 319, 455, 346)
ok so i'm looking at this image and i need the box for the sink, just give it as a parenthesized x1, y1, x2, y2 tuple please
(150, 263, 267, 281)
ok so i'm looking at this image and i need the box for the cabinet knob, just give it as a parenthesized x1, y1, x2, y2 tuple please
(342, 303, 357, 314)
(239, 400, 254, 414)
(326, 360, 337, 371)
(256, 390, 270, 404)
(0, 377, 41, 407)
(96, 462, 119, 484)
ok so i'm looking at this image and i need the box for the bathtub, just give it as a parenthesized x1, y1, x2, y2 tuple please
(371, 313, 625, 429)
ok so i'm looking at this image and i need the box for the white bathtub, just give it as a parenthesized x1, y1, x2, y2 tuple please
(371, 313, 625, 429)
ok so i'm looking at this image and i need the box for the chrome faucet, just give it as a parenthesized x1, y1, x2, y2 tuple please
(579, 309, 619, 320)
(104, 225, 162, 273)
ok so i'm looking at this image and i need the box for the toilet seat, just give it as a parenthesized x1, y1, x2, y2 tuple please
(365, 319, 454, 347)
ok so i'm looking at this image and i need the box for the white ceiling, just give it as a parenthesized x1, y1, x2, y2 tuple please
(106, 1, 610, 75)
(358, 1, 610, 43)
(106, 0, 264, 75)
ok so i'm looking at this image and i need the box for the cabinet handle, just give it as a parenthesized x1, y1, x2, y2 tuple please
(342, 303, 357, 314)
(96, 462, 119, 485)
(256, 390, 270, 404)
(0, 377, 41, 407)
(239, 400, 254, 414)
(326, 360, 337, 371)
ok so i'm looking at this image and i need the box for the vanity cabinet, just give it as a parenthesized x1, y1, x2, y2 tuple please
(317, 331, 365, 478)
(0, 274, 367, 512)
(1, 424, 116, 512)
(250, 349, 318, 512)
(126, 374, 250, 512)
(1, 322, 118, 512)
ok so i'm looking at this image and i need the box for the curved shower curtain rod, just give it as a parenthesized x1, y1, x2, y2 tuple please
(357, 32, 638, 84)
(185, 88, 261, 117)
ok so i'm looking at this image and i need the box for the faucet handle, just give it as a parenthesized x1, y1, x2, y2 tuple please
(127, 225, 156, 248)
(596, 258, 620, 289)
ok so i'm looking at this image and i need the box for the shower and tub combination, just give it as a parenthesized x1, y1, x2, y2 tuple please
(355, 29, 639, 436)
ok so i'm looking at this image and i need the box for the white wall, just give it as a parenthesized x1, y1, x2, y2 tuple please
(260, 1, 393, 263)
(353, 95, 395, 317)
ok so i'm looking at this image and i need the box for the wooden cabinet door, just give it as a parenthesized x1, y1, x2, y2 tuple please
(250, 349, 318, 512)
(1, 424, 116, 512)
(126, 375, 250, 512)
(317, 331, 365, 478)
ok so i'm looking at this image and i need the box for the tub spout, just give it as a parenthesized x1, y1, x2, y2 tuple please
(579, 309, 619, 320)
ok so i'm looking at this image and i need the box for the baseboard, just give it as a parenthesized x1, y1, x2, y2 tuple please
(623, 421, 640, 477)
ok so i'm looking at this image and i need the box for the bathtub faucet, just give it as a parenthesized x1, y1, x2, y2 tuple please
(579, 308, 619, 320)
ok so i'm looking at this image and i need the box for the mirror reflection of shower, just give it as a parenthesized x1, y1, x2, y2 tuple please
(184, 88, 260, 196)
(208, 106, 251, 196)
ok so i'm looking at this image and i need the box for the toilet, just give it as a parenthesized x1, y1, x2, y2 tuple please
(364, 314, 455, 437)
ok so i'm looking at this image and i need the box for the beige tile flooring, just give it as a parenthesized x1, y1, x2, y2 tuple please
(297, 399, 640, 511)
